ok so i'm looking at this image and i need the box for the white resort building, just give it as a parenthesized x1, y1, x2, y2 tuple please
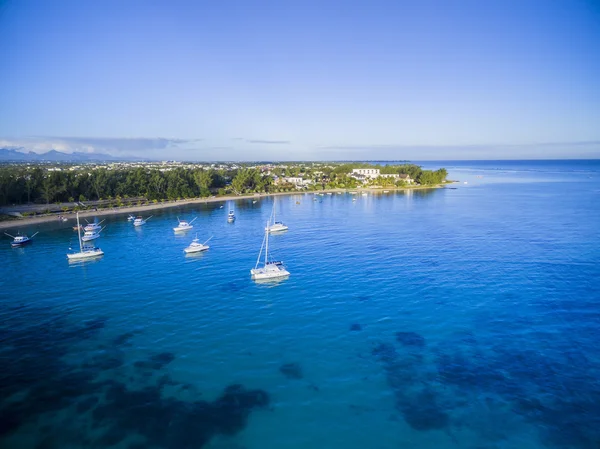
(349, 168, 413, 184)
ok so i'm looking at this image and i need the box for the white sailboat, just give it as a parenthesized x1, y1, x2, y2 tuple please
(250, 222, 290, 281)
(173, 217, 197, 232)
(184, 234, 212, 253)
(265, 201, 288, 233)
(67, 212, 104, 260)
(133, 215, 152, 226)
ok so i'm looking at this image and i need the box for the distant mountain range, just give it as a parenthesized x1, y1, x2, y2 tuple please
(0, 148, 145, 162)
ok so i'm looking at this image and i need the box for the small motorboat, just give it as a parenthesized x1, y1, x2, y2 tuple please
(133, 215, 152, 227)
(227, 210, 235, 222)
(173, 217, 197, 232)
(84, 219, 105, 232)
(5, 232, 38, 247)
(127, 214, 135, 221)
(81, 227, 104, 241)
(184, 235, 212, 254)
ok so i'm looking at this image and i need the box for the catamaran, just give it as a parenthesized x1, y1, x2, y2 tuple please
(173, 217, 197, 232)
(133, 215, 152, 227)
(250, 222, 290, 280)
(67, 212, 104, 260)
(265, 201, 288, 233)
(5, 232, 38, 247)
(184, 234, 212, 253)
(84, 219, 105, 232)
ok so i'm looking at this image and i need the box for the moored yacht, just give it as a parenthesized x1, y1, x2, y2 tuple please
(84, 219, 105, 232)
(67, 213, 104, 260)
(133, 215, 152, 227)
(81, 227, 104, 241)
(184, 234, 212, 253)
(227, 210, 235, 222)
(251, 222, 290, 281)
(173, 217, 197, 232)
(265, 201, 288, 233)
(5, 232, 39, 247)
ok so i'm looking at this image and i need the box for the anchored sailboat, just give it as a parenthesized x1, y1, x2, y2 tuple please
(67, 212, 104, 260)
(251, 221, 290, 280)
(265, 200, 288, 233)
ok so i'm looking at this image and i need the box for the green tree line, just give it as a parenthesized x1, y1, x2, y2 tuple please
(0, 163, 448, 206)
(0, 166, 271, 206)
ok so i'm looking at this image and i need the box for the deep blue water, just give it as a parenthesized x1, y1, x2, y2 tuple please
(1, 160, 600, 449)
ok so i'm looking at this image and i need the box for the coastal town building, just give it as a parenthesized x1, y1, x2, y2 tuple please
(349, 168, 413, 184)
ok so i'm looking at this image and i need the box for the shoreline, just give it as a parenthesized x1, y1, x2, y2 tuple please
(0, 185, 443, 230)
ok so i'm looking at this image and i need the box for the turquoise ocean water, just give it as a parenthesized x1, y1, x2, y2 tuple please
(1, 160, 600, 449)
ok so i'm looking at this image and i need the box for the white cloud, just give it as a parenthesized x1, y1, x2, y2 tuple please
(0, 136, 202, 156)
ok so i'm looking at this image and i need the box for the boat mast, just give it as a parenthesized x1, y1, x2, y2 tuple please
(264, 221, 269, 266)
(254, 231, 265, 269)
(76, 212, 83, 252)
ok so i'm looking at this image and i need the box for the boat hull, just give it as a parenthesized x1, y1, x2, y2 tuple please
(67, 249, 104, 260)
(11, 240, 32, 247)
(174, 226, 193, 232)
(250, 266, 290, 280)
(184, 245, 209, 253)
(266, 225, 288, 233)
(81, 235, 100, 241)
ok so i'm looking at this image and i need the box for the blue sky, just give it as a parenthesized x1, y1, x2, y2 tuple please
(0, 0, 599, 160)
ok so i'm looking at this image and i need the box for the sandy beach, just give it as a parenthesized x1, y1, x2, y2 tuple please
(0, 185, 442, 230)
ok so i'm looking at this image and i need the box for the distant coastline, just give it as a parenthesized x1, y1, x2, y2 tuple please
(0, 185, 445, 231)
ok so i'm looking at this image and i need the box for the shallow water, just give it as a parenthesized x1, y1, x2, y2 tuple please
(1, 160, 600, 449)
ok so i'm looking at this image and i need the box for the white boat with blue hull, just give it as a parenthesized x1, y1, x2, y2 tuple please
(251, 222, 290, 281)
(5, 232, 39, 247)
(174, 217, 197, 232)
(67, 212, 104, 260)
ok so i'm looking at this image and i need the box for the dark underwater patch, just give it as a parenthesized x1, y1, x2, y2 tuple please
(92, 382, 269, 448)
(395, 331, 426, 348)
(0, 305, 270, 449)
(350, 323, 362, 331)
(112, 331, 137, 346)
(134, 352, 176, 370)
(279, 362, 303, 379)
(372, 340, 450, 432)
(76, 396, 99, 414)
